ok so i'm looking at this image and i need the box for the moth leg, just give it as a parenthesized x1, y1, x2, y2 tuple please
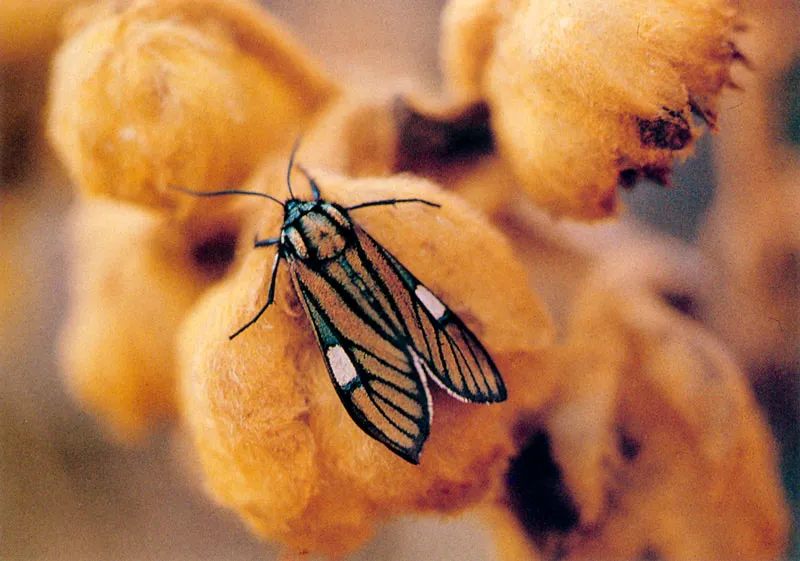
(254, 236, 280, 248)
(229, 251, 283, 340)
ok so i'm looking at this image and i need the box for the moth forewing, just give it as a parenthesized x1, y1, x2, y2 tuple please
(288, 249, 432, 464)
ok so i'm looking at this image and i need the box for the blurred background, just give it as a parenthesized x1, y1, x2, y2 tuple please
(1, 0, 797, 559)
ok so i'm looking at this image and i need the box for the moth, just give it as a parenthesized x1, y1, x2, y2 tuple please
(177, 145, 506, 463)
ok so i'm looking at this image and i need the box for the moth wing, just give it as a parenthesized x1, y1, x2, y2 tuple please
(289, 255, 432, 464)
(354, 227, 507, 403)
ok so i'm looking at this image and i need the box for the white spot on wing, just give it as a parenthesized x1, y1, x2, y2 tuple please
(415, 285, 446, 320)
(327, 346, 358, 387)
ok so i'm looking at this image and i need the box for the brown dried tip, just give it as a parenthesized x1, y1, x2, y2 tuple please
(47, 0, 339, 209)
(441, 0, 741, 219)
(637, 109, 693, 151)
(178, 168, 555, 556)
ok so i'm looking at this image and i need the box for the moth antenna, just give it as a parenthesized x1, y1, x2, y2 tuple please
(347, 198, 440, 211)
(169, 186, 284, 207)
(295, 164, 321, 200)
(286, 136, 303, 199)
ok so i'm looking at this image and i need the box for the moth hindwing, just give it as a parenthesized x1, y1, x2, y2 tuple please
(175, 147, 507, 464)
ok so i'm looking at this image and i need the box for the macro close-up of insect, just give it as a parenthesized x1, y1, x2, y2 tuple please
(4, 0, 797, 559)
(175, 143, 507, 464)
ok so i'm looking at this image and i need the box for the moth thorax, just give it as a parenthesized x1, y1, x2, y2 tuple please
(300, 211, 348, 260)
